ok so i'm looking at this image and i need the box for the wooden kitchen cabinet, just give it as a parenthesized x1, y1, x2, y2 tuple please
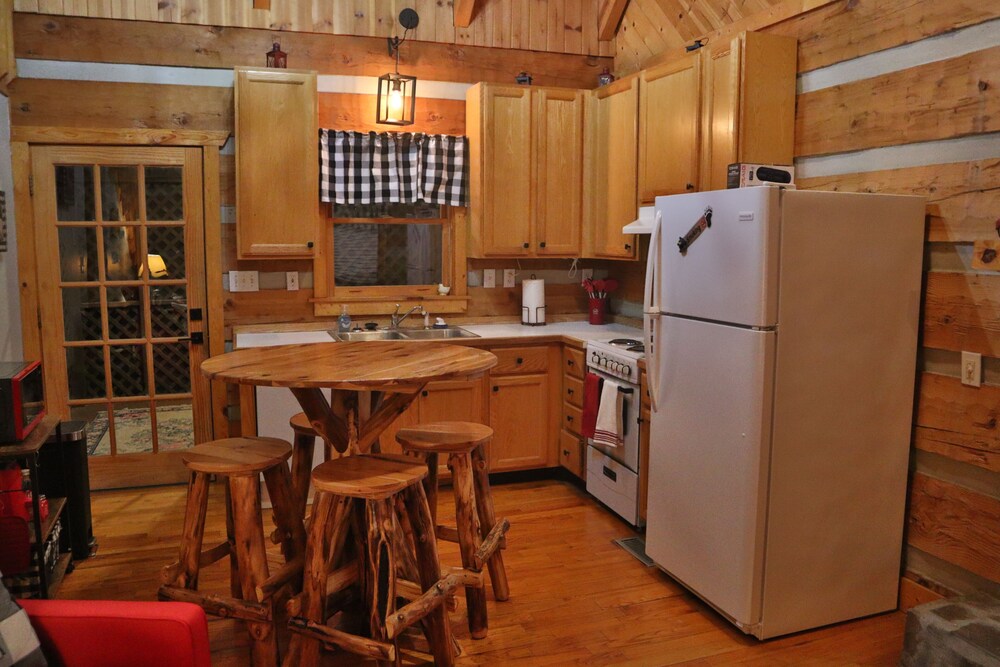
(235, 67, 320, 259)
(638, 55, 701, 203)
(467, 83, 584, 258)
(490, 373, 552, 470)
(378, 377, 488, 457)
(0, 0, 15, 94)
(585, 77, 639, 260)
(559, 342, 586, 479)
(699, 31, 797, 191)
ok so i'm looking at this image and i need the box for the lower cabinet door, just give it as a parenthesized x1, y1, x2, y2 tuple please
(489, 373, 551, 471)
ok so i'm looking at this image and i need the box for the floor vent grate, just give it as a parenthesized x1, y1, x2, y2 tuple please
(614, 536, 654, 566)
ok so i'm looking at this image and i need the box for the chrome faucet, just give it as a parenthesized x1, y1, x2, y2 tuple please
(391, 303, 425, 329)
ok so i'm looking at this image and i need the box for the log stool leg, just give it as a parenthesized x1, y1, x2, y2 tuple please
(449, 453, 488, 639)
(471, 443, 510, 601)
(364, 498, 398, 667)
(229, 474, 279, 667)
(403, 484, 456, 667)
(224, 479, 242, 599)
(264, 463, 308, 562)
(424, 452, 439, 528)
(169, 471, 210, 590)
(290, 431, 316, 518)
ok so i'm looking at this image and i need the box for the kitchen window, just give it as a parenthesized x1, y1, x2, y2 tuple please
(313, 202, 468, 316)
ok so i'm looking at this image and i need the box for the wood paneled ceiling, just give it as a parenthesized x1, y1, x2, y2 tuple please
(11, 0, 616, 58)
(615, 0, 783, 73)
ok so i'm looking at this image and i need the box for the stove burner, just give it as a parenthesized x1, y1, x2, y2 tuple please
(608, 338, 642, 347)
(627, 345, 645, 353)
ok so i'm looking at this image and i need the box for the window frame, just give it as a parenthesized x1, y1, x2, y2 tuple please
(311, 205, 468, 317)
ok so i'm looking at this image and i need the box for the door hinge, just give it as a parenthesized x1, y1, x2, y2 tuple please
(28, 175, 34, 197)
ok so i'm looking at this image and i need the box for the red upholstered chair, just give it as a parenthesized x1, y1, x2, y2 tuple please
(18, 599, 211, 667)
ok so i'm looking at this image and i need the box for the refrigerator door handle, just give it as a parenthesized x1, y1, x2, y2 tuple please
(645, 211, 662, 411)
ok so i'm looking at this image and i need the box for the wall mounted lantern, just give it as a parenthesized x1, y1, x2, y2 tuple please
(377, 9, 420, 126)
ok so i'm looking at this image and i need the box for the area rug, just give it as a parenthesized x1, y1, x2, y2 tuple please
(87, 405, 194, 456)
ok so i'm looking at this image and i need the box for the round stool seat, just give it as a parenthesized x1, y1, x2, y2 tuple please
(289, 412, 318, 437)
(312, 454, 427, 500)
(182, 437, 292, 475)
(396, 421, 493, 453)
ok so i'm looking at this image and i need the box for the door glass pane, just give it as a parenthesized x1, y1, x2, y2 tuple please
(100, 166, 139, 222)
(71, 404, 108, 456)
(153, 343, 191, 395)
(66, 346, 106, 400)
(150, 286, 188, 338)
(145, 167, 184, 221)
(62, 287, 102, 341)
(55, 166, 95, 222)
(156, 401, 194, 451)
(106, 287, 145, 340)
(110, 402, 154, 454)
(104, 226, 142, 280)
(333, 222, 443, 286)
(146, 226, 186, 280)
(110, 344, 148, 397)
(58, 227, 99, 282)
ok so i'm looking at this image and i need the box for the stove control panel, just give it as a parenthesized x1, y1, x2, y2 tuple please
(587, 348, 641, 382)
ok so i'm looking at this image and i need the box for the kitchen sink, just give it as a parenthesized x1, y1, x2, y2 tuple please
(331, 330, 408, 342)
(397, 327, 480, 340)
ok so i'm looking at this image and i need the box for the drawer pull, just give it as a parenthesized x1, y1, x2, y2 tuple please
(567, 388, 574, 395)
(566, 415, 574, 422)
(492, 385, 499, 393)
(567, 359, 574, 366)
(421, 390, 428, 397)
(603, 466, 617, 482)
(562, 449, 569, 456)
(516, 357, 523, 364)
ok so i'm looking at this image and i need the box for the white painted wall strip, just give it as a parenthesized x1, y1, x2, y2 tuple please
(798, 17, 1000, 94)
(15, 59, 469, 99)
(795, 132, 1000, 179)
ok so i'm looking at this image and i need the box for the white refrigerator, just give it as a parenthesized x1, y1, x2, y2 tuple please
(643, 186, 925, 639)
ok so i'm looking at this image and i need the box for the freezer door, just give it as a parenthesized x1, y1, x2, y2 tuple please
(656, 187, 780, 327)
(645, 315, 775, 628)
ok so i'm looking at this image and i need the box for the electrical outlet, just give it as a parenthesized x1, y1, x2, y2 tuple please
(286, 271, 299, 291)
(503, 268, 516, 288)
(483, 269, 496, 288)
(961, 351, 982, 387)
(228, 270, 259, 293)
(581, 268, 594, 281)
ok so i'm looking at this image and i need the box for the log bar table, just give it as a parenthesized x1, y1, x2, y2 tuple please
(201, 341, 498, 458)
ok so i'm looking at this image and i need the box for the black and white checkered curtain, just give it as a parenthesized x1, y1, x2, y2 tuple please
(320, 130, 468, 207)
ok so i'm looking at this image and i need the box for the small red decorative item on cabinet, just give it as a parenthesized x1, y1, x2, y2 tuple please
(266, 42, 287, 68)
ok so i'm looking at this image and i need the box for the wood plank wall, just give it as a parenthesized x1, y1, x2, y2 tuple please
(12, 0, 616, 58)
(613, 0, 1000, 599)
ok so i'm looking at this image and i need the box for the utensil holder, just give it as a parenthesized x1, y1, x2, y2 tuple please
(588, 298, 607, 325)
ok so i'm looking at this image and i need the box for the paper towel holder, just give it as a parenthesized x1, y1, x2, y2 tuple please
(521, 273, 547, 327)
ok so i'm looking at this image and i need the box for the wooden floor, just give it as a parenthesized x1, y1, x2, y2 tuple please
(58, 478, 905, 665)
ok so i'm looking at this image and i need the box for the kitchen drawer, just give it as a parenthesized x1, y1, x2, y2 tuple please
(562, 345, 585, 379)
(490, 345, 549, 375)
(564, 373, 584, 408)
(559, 429, 585, 479)
(562, 401, 583, 435)
(586, 446, 639, 526)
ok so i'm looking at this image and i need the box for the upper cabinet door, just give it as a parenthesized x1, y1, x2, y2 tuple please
(235, 68, 319, 259)
(534, 88, 584, 257)
(480, 85, 533, 256)
(699, 39, 740, 192)
(639, 56, 701, 203)
(589, 77, 638, 259)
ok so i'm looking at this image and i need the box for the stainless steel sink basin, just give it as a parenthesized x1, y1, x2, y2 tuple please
(398, 327, 480, 340)
(332, 330, 408, 342)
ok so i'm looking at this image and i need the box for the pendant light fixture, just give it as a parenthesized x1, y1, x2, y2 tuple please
(377, 8, 419, 126)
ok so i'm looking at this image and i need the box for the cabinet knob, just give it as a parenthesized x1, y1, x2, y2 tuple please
(625, 243, 632, 250)
(539, 241, 546, 248)
(686, 183, 695, 191)
(307, 241, 314, 248)
(566, 415, 574, 422)
(523, 242, 530, 249)
(516, 357, 523, 364)
(567, 388, 574, 395)
(493, 385, 499, 393)
(421, 390, 428, 397)
(563, 449, 570, 456)
(567, 359, 574, 366)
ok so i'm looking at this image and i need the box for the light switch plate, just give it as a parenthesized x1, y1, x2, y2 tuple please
(483, 269, 496, 288)
(961, 351, 982, 387)
(503, 268, 516, 288)
(228, 270, 259, 292)
(286, 271, 299, 291)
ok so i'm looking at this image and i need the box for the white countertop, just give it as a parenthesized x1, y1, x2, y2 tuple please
(234, 321, 643, 350)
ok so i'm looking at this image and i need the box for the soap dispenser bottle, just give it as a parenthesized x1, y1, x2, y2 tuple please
(338, 305, 352, 333)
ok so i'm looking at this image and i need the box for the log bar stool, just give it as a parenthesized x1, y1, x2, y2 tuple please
(159, 437, 306, 667)
(288, 412, 332, 518)
(285, 454, 468, 667)
(396, 421, 511, 639)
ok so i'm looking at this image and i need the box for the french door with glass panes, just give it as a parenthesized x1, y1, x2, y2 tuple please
(31, 146, 210, 488)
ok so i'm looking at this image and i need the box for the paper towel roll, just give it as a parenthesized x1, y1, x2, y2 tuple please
(522, 278, 546, 325)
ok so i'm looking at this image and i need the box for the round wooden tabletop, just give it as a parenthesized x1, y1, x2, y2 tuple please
(201, 341, 497, 390)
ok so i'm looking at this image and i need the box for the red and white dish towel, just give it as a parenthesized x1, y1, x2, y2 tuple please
(581, 372, 623, 447)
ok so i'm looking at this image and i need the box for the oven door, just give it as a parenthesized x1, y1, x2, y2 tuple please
(586, 368, 641, 472)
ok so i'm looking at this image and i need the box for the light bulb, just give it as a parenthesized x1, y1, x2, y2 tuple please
(387, 82, 404, 121)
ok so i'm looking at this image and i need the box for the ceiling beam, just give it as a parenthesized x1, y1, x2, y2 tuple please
(598, 0, 630, 40)
(454, 0, 479, 28)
